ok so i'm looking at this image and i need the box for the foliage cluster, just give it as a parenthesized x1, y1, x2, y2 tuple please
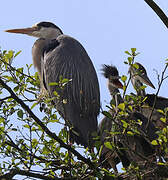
(0, 48, 168, 179)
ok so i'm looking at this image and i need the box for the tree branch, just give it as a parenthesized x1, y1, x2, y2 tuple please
(0, 77, 97, 171)
(144, 0, 168, 29)
(0, 169, 73, 180)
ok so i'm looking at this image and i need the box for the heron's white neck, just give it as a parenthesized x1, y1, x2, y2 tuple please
(130, 74, 146, 97)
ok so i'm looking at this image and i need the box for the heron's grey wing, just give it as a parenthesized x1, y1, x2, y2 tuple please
(145, 94, 168, 110)
(42, 35, 100, 146)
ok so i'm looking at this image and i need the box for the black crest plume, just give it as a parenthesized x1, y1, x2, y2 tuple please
(102, 64, 119, 79)
(37, 22, 63, 34)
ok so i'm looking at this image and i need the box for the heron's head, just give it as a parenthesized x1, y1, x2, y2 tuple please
(5, 21, 63, 39)
(129, 62, 155, 89)
(102, 64, 123, 89)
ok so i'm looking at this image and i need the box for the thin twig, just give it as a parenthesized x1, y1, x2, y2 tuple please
(147, 64, 168, 127)
(0, 58, 35, 81)
(123, 54, 135, 98)
(0, 96, 12, 101)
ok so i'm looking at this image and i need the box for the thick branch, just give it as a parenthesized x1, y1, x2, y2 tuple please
(0, 77, 96, 171)
(0, 169, 69, 180)
(144, 0, 168, 28)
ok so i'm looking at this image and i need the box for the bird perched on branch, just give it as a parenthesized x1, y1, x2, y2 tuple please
(129, 62, 168, 128)
(129, 62, 168, 109)
(99, 64, 157, 171)
(99, 65, 130, 171)
(6, 22, 100, 148)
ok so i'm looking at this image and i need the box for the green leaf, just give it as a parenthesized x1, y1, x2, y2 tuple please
(128, 105, 133, 111)
(27, 87, 38, 91)
(160, 117, 166, 123)
(13, 86, 19, 92)
(17, 110, 23, 118)
(125, 51, 131, 56)
(53, 91, 59, 97)
(102, 111, 112, 119)
(151, 140, 158, 145)
(157, 109, 164, 114)
(131, 48, 136, 53)
(31, 102, 38, 109)
(49, 82, 58, 86)
(121, 75, 127, 82)
(23, 124, 29, 128)
(32, 138, 38, 148)
(133, 63, 139, 69)
(127, 131, 134, 136)
(17, 67, 23, 73)
(123, 85, 126, 91)
(6, 50, 14, 59)
(104, 142, 113, 150)
(140, 85, 147, 90)
(137, 119, 142, 126)
(0, 117, 4, 123)
(62, 78, 69, 83)
(98, 145, 103, 157)
(128, 57, 133, 64)
(157, 162, 166, 166)
(121, 120, 128, 128)
(49, 119, 59, 123)
(14, 50, 22, 58)
(118, 103, 125, 111)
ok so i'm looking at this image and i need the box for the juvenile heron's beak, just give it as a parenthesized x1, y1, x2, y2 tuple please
(139, 74, 155, 89)
(5, 27, 38, 35)
(112, 79, 123, 89)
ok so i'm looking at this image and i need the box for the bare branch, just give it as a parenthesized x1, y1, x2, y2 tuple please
(147, 64, 168, 126)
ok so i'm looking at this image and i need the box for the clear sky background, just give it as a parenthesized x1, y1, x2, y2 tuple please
(0, 0, 168, 124)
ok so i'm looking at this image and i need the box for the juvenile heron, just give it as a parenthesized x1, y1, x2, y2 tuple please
(129, 62, 168, 128)
(129, 62, 168, 110)
(6, 22, 100, 147)
(129, 62, 155, 97)
(99, 65, 130, 171)
(99, 64, 157, 171)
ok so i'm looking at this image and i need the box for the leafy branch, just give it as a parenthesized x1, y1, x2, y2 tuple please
(0, 77, 98, 172)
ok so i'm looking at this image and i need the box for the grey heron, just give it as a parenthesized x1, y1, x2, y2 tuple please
(6, 22, 100, 147)
(99, 64, 157, 170)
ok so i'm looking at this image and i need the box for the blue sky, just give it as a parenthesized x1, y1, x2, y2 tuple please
(0, 0, 168, 124)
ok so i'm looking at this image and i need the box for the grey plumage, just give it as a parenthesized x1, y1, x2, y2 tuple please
(42, 35, 100, 146)
(6, 22, 100, 147)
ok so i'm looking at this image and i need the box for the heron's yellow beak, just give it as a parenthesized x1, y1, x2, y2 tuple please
(5, 27, 38, 35)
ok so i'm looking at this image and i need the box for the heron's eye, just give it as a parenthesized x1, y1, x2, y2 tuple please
(36, 26, 41, 30)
